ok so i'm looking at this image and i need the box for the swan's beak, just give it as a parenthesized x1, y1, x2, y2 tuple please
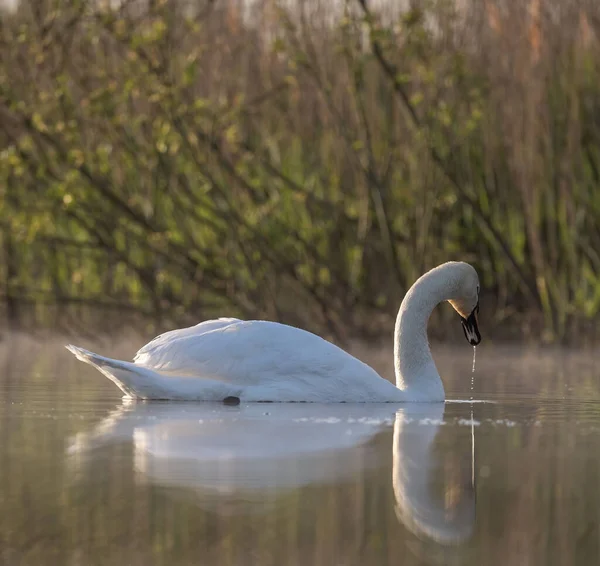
(461, 303, 481, 346)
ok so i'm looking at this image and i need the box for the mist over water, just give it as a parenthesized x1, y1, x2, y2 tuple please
(0, 335, 599, 565)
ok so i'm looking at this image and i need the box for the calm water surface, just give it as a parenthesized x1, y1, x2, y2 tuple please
(1, 336, 600, 565)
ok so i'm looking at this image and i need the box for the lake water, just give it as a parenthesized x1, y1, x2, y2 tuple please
(1, 335, 600, 565)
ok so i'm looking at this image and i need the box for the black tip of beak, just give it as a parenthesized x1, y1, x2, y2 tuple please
(461, 306, 481, 346)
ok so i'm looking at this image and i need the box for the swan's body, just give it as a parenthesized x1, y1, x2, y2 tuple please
(66, 261, 481, 402)
(68, 320, 403, 402)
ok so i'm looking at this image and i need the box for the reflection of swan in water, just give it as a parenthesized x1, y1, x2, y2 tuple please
(393, 404, 476, 545)
(68, 402, 397, 509)
(68, 402, 475, 541)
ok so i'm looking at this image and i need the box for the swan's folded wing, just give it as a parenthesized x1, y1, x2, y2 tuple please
(131, 320, 376, 390)
(133, 318, 241, 368)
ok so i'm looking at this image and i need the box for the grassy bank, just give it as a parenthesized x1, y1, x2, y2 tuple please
(1, 0, 600, 343)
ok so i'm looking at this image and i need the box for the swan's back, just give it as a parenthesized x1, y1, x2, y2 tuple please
(134, 318, 241, 367)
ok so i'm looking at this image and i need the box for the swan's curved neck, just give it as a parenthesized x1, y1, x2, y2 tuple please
(394, 269, 454, 400)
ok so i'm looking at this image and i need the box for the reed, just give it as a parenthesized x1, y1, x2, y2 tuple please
(1, 0, 599, 343)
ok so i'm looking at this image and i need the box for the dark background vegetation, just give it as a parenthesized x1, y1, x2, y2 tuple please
(1, 0, 600, 344)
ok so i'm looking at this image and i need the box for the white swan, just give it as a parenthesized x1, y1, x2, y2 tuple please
(65, 261, 481, 402)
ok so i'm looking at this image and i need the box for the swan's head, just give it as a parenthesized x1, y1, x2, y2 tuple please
(447, 263, 481, 346)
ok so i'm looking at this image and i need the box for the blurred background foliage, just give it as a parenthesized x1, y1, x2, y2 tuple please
(1, 0, 600, 344)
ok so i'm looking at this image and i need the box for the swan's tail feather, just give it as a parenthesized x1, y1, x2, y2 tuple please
(65, 344, 239, 401)
(66, 344, 122, 369)
(65, 344, 167, 399)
